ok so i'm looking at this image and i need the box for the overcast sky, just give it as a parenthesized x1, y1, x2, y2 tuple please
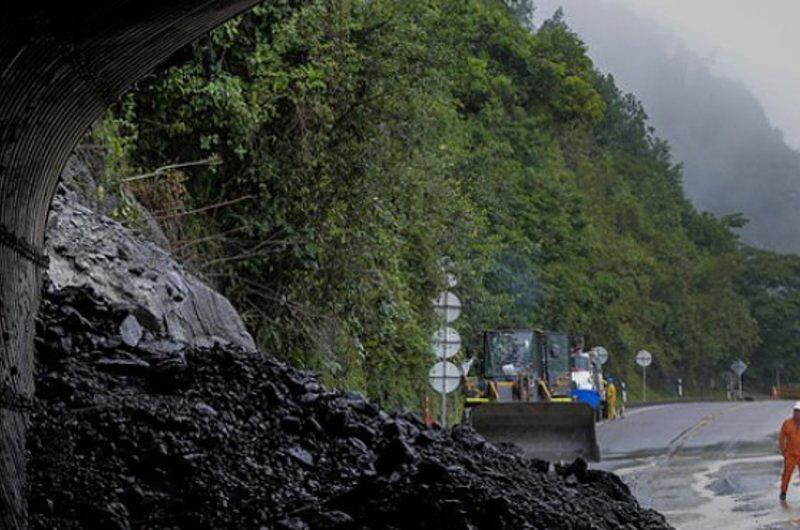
(536, 0, 800, 149)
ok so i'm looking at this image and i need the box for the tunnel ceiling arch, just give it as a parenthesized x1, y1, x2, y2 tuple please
(0, 2, 261, 527)
(0, 0, 262, 242)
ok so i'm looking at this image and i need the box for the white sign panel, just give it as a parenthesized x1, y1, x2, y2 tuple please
(636, 350, 652, 367)
(433, 291, 462, 323)
(431, 327, 461, 359)
(593, 346, 609, 365)
(428, 361, 461, 394)
(730, 360, 747, 377)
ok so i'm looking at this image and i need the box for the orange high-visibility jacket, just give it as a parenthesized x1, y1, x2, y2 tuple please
(780, 419, 800, 455)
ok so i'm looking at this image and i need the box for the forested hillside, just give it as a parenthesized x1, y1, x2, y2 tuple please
(535, 0, 800, 254)
(87, 0, 781, 409)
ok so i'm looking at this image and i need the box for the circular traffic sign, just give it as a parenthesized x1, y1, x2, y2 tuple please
(433, 291, 462, 323)
(593, 346, 609, 365)
(636, 350, 652, 367)
(428, 361, 461, 394)
(431, 327, 462, 359)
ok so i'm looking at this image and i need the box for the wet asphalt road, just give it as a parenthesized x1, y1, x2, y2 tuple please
(596, 401, 800, 529)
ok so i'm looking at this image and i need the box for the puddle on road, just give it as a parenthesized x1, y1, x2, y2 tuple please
(603, 449, 800, 529)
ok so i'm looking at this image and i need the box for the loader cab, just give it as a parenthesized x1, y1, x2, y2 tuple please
(481, 330, 538, 403)
(482, 330, 536, 380)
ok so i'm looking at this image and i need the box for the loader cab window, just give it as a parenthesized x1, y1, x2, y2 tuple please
(544, 332, 570, 385)
(484, 330, 534, 379)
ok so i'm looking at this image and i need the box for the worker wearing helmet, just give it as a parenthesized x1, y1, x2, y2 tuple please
(779, 402, 800, 500)
(606, 377, 617, 420)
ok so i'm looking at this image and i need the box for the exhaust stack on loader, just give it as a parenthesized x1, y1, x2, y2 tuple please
(464, 329, 600, 462)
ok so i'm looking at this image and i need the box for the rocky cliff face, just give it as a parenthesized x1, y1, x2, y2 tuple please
(45, 182, 255, 352)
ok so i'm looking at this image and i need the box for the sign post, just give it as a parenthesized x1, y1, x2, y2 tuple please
(431, 288, 462, 428)
(730, 359, 747, 400)
(636, 350, 653, 402)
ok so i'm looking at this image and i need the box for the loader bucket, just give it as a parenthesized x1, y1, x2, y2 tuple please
(470, 402, 600, 462)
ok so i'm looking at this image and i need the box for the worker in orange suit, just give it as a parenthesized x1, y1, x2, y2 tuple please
(779, 402, 800, 500)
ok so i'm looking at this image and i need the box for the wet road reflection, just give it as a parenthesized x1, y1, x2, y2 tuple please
(596, 401, 800, 529)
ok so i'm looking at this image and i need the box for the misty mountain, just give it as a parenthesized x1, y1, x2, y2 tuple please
(534, 0, 800, 253)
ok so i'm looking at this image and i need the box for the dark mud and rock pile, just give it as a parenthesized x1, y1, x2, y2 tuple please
(28, 283, 671, 529)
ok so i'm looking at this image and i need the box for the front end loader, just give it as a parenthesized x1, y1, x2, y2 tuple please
(464, 330, 600, 462)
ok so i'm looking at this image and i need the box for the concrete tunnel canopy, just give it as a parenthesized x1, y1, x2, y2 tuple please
(0, 1, 260, 527)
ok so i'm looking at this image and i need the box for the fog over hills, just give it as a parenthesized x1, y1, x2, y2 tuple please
(533, 0, 800, 253)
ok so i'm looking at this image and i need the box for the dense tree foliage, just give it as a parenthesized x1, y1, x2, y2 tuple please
(94, 0, 773, 409)
(536, 0, 800, 254)
(738, 249, 800, 391)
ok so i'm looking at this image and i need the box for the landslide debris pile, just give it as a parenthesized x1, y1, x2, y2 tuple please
(29, 284, 671, 530)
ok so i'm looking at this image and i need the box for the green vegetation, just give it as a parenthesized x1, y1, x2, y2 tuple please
(622, 370, 728, 405)
(738, 248, 800, 390)
(94, 0, 794, 410)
